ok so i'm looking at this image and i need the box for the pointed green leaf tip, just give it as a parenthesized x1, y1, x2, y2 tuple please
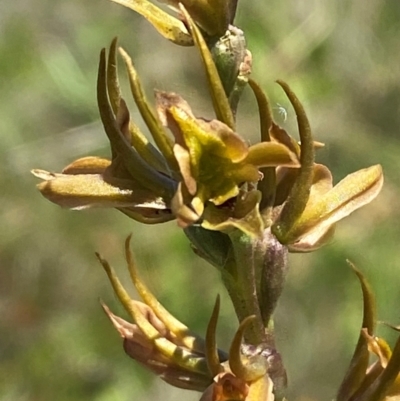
(205, 295, 222, 377)
(272, 80, 315, 243)
(337, 262, 376, 401)
(179, 4, 235, 130)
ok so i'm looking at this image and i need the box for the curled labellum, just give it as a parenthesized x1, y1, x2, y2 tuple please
(201, 301, 274, 401)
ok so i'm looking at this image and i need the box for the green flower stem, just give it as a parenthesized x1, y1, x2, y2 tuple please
(222, 230, 267, 345)
(220, 229, 288, 395)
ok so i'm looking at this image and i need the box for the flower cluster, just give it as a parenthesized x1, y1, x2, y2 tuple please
(97, 235, 275, 400)
(32, 0, 390, 400)
(31, 28, 383, 250)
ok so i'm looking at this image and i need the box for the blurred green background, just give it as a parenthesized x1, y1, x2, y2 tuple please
(1, 0, 400, 400)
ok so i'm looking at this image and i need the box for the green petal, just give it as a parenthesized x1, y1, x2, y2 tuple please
(109, 0, 193, 46)
(245, 142, 300, 168)
(284, 164, 383, 244)
(180, 4, 235, 129)
(98, 49, 176, 198)
(61, 156, 111, 174)
(158, 93, 255, 207)
(118, 48, 179, 173)
(167, 102, 247, 162)
(107, 39, 169, 174)
(285, 164, 333, 251)
(32, 169, 168, 210)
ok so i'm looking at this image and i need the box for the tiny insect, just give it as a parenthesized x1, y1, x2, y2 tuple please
(273, 103, 288, 122)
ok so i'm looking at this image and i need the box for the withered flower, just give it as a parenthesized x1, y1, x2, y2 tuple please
(337, 262, 400, 401)
(97, 235, 274, 400)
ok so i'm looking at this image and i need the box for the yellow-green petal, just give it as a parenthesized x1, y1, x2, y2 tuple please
(245, 142, 300, 168)
(32, 169, 167, 210)
(109, 0, 193, 46)
(61, 156, 111, 174)
(124, 234, 206, 353)
(284, 164, 383, 245)
(97, 250, 209, 375)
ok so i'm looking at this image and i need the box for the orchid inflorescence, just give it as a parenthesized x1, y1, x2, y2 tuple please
(31, 1, 396, 400)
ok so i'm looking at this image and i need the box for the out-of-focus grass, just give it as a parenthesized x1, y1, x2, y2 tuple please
(1, 0, 400, 400)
